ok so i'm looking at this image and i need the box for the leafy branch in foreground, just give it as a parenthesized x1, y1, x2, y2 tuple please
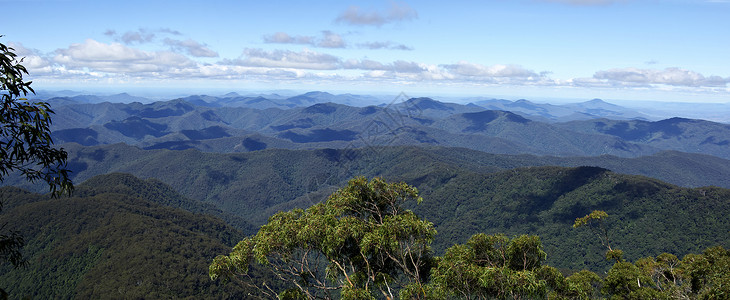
(0, 37, 72, 197)
(210, 177, 435, 299)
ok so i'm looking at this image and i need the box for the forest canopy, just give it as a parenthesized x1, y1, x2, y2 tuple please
(211, 177, 730, 299)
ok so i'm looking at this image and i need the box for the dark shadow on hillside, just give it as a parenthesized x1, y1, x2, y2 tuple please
(279, 128, 358, 143)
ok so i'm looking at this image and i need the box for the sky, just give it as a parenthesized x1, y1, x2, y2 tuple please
(2, 0, 730, 103)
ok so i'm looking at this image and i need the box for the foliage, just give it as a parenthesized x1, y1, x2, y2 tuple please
(0, 37, 72, 196)
(572, 210, 730, 299)
(425, 233, 557, 299)
(0, 174, 252, 298)
(210, 177, 436, 299)
(573, 210, 621, 262)
(0, 222, 23, 268)
(594, 246, 730, 299)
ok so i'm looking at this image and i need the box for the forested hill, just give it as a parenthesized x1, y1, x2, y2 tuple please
(75, 173, 257, 234)
(0, 174, 252, 299)
(410, 165, 730, 271)
(5, 143, 729, 227)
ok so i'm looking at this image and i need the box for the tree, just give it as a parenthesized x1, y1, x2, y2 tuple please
(424, 233, 581, 300)
(210, 177, 435, 299)
(573, 210, 623, 263)
(1, 36, 73, 298)
(574, 210, 730, 299)
(1, 37, 72, 196)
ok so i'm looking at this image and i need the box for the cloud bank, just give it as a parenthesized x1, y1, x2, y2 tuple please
(593, 67, 729, 87)
(12, 37, 728, 97)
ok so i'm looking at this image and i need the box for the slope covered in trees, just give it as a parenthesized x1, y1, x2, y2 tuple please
(0, 174, 252, 298)
(411, 166, 730, 271)
(5, 144, 729, 220)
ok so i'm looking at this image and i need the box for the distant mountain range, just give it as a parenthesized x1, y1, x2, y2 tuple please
(473, 98, 654, 122)
(46, 95, 730, 159)
(36, 90, 730, 123)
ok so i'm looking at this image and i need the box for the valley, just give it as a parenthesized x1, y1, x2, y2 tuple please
(2, 91, 729, 298)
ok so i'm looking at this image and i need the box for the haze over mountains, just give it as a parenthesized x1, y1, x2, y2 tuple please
(36, 90, 730, 122)
(44, 91, 730, 160)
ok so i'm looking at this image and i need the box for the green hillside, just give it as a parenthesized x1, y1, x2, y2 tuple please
(0, 174, 252, 299)
(413, 166, 730, 271)
(6, 144, 730, 226)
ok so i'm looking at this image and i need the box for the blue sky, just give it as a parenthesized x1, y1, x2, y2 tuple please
(3, 0, 730, 102)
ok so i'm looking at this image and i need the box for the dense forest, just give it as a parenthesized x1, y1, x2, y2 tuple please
(0, 174, 251, 298)
(1, 171, 728, 298)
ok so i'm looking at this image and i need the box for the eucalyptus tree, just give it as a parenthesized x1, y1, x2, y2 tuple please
(210, 177, 436, 299)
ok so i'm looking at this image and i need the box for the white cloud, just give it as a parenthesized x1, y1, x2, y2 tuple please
(18, 37, 728, 98)
(342, 59, 427, 73)
(392, 60, 427, 73)
(263, 32, 315, 45)
(163, 38, 219, 57)
(593, 67, 729, 87)
(7, 42, 55, 75)
(318, 31, 346, 48)
(221, 48, 341, 70)
(121, 31, 155, 44)
(106, 28, 182, 45)
(53, 39, 195, 73)
(342, 59, 387, 70)
(263, 31, 412, 50)
(441, 61, 539, 78)
(263, 31, 346, 48)
(336, 2, 418, 26)
(357, 41, 413, 50)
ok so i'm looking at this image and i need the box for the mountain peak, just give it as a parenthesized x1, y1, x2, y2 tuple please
(578, 98, 615, 107)
(303, 102, 339, 114)
(406, 97, 453, 111)
(222, 92, 241, 98)
(461, 110, 530, 127)
(302, 91, 334, 97)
